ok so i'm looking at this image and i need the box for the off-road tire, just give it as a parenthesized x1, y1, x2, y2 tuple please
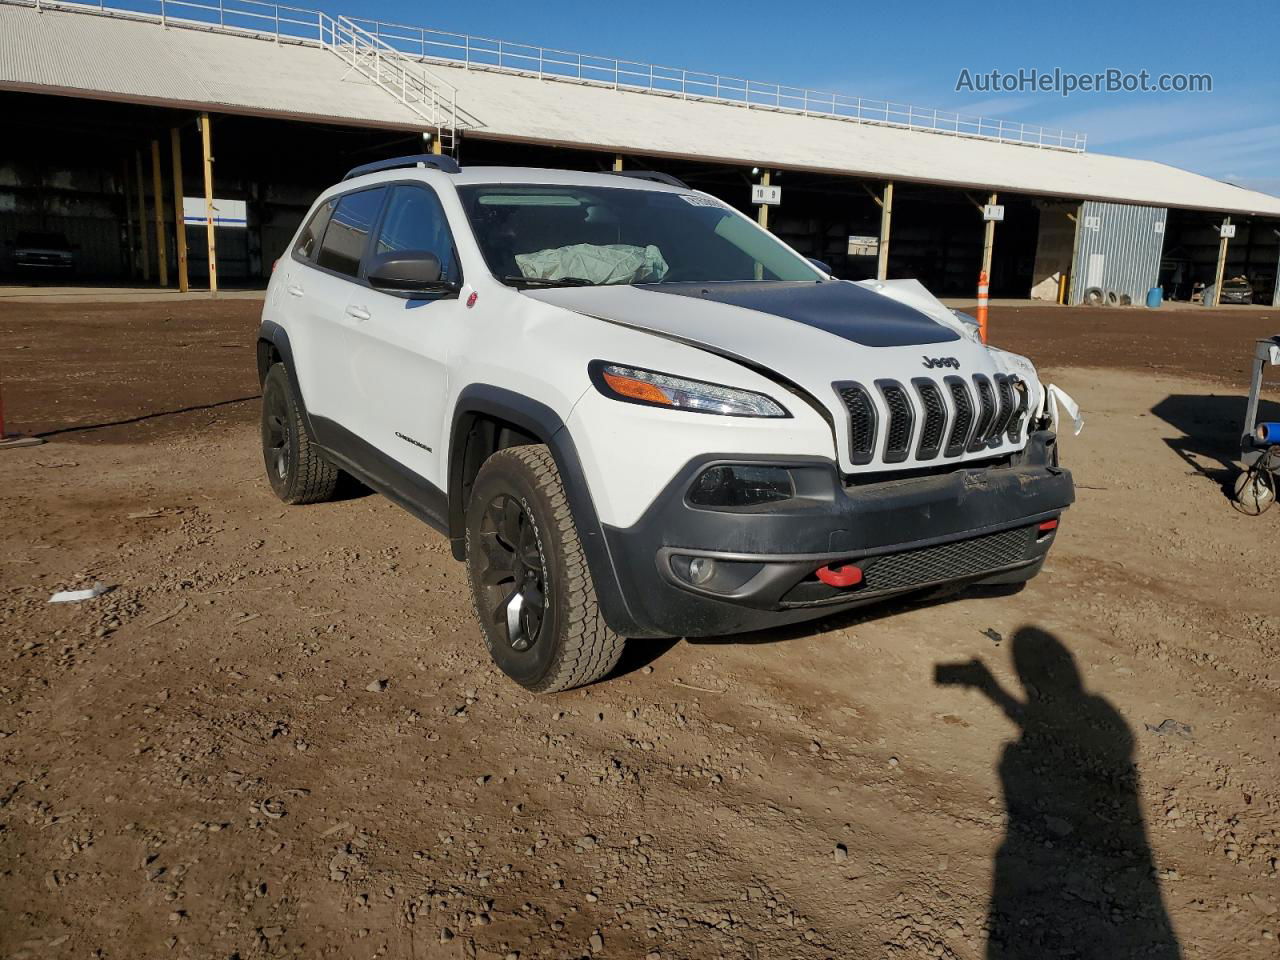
(261, 363, 340, 505)
(465, 444, 625, 693)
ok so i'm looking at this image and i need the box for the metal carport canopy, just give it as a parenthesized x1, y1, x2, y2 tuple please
(0, 3, 426, 130)
(2, 1, 1279, 219)
(440, 63, 1280, 217)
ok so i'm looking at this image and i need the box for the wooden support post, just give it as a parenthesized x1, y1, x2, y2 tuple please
(612, 154, 623, 172)
(170, 127, 189, 293)
(135, 150, 150, 282)
(150, 139, 169, 288)
(877, 181, 893, 281)
(200, 112, 218, 295)
(1066, 203, 1083, 305)
(1211, 217, 1230, 308)
(980, 191, 998, 278)
(757, 170, 771, 230)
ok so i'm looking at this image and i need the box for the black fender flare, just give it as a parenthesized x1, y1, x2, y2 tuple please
(256, 320, 319, 438)
(448, 384, 645, 637)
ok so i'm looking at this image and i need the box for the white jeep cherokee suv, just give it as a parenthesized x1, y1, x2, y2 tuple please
(258, 155, 1074, 692)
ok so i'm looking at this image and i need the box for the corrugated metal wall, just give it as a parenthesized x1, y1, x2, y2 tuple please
(1070, 200, 1167, 305)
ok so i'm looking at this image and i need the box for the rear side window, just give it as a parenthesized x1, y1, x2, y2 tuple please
(372, 184, 460, 283)
(315, 187, 386, 278)
(294, 199, 335, 261)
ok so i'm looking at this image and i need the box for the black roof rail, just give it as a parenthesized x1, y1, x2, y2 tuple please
(343, 154, 461, 181)
(607, 170, 689, 189)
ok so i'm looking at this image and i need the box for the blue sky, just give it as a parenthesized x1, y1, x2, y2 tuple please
(344, 0, 1280, 196)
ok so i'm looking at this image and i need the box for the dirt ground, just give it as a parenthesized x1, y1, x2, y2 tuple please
(2, 297, 1279, 960)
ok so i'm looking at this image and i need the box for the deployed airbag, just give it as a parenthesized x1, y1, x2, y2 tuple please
(516, 243, 669, 285)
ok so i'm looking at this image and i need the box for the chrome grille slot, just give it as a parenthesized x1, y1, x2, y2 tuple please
(990, 375, 1015, 445)
(1007, 377, 1028, 443)
(970, 375, 997, 450)
(913, 377, 946, 460)
(877, 380, 914, 464)
(945, 376, 973, 456)
(836, 382, 877, 465)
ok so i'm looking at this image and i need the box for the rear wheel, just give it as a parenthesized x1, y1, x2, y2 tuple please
(465, 445, 624, 693)
(261, 363, 340, 505)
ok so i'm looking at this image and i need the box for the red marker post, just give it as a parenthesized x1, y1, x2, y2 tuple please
(976, 270, 990, 344)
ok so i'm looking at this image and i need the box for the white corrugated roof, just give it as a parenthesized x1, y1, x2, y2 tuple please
(0, 4, 424, 129)
(3, 2, 1279, 218)
(434, 63, 1280, 217)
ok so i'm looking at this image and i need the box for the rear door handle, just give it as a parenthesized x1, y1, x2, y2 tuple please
(286, 283, 305, 298)
(346, 304, 371, 322)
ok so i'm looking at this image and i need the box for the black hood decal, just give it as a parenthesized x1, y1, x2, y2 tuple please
(637, 280, 959, 347)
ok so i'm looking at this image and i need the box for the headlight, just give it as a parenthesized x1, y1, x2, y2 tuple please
(589, 361, 789, 418)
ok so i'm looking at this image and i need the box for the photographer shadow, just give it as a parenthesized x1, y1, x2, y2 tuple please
(936, 627, 1181, 959)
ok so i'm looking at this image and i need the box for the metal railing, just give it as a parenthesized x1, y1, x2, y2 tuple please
(346, 19, 1086, 151)
(9, 0, 1087, 152)
(24, 0, 328, 43)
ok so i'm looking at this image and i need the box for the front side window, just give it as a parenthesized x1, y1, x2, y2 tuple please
(371, 184, 460, 283)
(457, 184, 822, 287)
(315, 187, 386, 278)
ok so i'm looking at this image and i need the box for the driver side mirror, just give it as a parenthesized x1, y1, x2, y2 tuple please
(807, 258, 833, 276)
(367, 250, 458, 296)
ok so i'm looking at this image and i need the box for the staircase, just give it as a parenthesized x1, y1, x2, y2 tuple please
(320, 14, 460, 154)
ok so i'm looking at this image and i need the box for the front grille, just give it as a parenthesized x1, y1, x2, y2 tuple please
(778, 524, 1039, 606)
(837, 383, 876, 465)
(862, 525, 1036, 593)
(914, 378, 946, 460)
(836, 372, 1024, 466)
(878, 381, 914, 463)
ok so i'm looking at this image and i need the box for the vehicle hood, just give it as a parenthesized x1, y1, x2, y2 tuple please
(524, 279, 1043, 472)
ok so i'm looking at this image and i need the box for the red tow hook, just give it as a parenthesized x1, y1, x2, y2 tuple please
(815, 563, 863, 588)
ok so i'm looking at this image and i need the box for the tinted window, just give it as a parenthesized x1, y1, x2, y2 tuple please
(294, 199, 334, 261)
(316, 188, 386, 278)
(372, 185, 460, 282)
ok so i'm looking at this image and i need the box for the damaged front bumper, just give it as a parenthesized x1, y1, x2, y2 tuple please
(600, 431, 1074, 638)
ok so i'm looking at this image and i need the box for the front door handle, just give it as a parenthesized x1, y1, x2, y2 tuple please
(346, 304, 371, 322)
(286, 283, 305, 298)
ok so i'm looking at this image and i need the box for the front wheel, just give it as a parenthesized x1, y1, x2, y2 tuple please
(465, 445, 625, 693)
(260, 363, 340, 505)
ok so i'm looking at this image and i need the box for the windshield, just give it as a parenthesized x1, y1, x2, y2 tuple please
(457, 184, 823, 287)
